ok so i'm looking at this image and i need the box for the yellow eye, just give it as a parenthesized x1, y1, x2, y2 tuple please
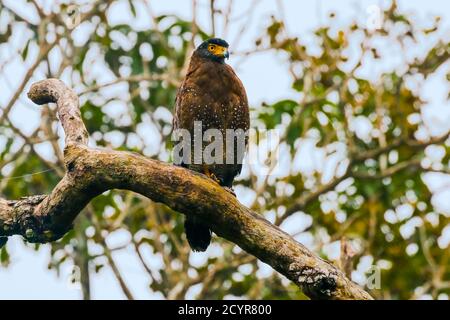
(208, 45, 215, 51)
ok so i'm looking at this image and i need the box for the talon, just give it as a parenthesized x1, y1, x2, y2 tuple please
(223, 186, 236, 197)
(203, 165, 220, 184)
(210, 173, 221, 184)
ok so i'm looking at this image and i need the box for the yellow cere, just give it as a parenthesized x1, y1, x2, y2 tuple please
(208, 44, 227, 57)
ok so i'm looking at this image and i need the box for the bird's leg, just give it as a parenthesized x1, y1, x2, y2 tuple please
(202, 166, 235, 197)
(203, 165, 221, 184)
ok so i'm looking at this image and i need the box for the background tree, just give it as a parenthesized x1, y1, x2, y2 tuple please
(0, 0, 449, 299)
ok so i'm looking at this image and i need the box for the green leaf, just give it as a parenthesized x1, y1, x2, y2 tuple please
(0, 246, 10, 267)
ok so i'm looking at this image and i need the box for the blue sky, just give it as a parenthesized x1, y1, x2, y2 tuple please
(0, 0, 449, 299)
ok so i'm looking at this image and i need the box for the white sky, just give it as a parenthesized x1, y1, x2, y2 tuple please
(0, 0, 449, 299)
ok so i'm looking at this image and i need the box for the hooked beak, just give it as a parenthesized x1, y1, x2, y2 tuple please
(215, 46, 229, 59)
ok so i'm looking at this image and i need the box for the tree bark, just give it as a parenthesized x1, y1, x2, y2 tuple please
(0, 79, 373, 300)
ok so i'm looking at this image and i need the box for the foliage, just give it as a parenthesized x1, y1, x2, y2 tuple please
(0, 0, 449, 299)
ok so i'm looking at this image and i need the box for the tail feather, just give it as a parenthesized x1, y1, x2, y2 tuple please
(184, 216, 211, 252)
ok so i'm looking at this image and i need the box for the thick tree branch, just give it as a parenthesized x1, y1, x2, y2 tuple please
(0, 79, 372, 300)
(27, 79, 89, 146)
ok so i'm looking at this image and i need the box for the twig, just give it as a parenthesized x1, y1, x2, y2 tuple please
(102, 240, 135, 300)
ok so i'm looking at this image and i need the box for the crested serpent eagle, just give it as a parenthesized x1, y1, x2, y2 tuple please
(173, 38, 250, 251)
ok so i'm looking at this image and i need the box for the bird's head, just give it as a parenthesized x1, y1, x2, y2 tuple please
(195, 38, 229, 63)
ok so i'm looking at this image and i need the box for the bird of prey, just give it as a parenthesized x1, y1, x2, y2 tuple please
(173, 38, 250, 251)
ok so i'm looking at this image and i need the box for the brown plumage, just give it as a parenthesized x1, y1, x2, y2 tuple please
(173, 38, 250, 251)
